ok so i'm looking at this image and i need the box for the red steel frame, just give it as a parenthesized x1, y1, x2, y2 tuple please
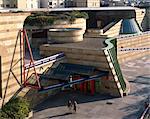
(21, 29, 41, 89)
(20, 29, 108, 93)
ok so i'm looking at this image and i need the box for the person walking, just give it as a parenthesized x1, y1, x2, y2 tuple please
(67, 100, 72, 112)
(73, 100, 78, 113)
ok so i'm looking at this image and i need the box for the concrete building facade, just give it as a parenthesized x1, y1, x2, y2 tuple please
(75, 0, 100, 7)
(65, 0, 76, 8)
(0, 0, 40, 9)
(0, 0, 17, 8)
(40, 0, 65, 8)
(25, 0, 40, 9)
(0, 0, 3, 8)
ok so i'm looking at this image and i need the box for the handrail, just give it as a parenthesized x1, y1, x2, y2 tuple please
(117, 31, 150, 39)
(25, 52, 65, 70)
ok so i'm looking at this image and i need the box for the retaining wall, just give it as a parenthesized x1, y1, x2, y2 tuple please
(0, 12, 30, 107)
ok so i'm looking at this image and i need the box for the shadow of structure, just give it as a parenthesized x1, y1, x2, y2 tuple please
(34, 90, 114, 112)
(129, 75, 150, 85)
(128, 75, 150, 102)
(129, 74, 150, 97)
(120, 74, 150, 119)
(121, 100, 146, 119)
(46, 112, 72, 119)
(141, 13, 148, 32)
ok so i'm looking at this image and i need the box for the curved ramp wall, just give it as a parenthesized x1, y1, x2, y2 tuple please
(103, 38, 130, 97)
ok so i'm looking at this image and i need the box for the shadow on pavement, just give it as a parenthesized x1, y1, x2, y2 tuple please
(121, 100, 146, 119)
(47, 112, 72, 119)
(34, 90, 114, 112)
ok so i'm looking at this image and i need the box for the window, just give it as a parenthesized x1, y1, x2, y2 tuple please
(32, 30, 47, 38)
(31, 4, 33, 8)
(49, 2, 52, 5)
(6, 4, 10, 7)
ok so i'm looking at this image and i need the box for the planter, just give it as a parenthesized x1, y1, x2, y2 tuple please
(24, 18, 86, 45)
(24, 18, 86, 32)
(48, 28, 84, 43)
(51, 18, 86, 33)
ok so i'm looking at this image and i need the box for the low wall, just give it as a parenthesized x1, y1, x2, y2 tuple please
(117, 32, 150, 64)
(103, 20, 122, 37)
(85, 20, 122, 38)
(40, 45, 109, 71)
(48, 28, 84, 43)
(51, 18, 86, 32)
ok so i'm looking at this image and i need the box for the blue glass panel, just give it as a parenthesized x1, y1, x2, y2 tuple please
(120, 18, 141, 34)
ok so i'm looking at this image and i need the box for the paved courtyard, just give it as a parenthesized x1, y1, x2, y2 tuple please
(33, 55, 150, 119)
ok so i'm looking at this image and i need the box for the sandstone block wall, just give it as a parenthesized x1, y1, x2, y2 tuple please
(103, 20, 122, 37)
(0, 12, 30, 107)
(135, 9, 147, 31)
(41, 46, 110, 71)
(85, 20, 122, 38)
(117, 32, 150, 64)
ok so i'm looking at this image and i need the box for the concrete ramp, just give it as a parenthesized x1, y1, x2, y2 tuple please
(40, 37, 129, 97)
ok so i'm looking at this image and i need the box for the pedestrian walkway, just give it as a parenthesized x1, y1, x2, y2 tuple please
(33, 55, 150, 119)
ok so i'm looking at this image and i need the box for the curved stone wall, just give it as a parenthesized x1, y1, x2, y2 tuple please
(50, 18, 86, 32)
(103, 38, 130, 97)
(48, 28, 84, 43)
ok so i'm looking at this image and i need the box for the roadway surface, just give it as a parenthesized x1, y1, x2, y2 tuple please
(33, 55, 150, 119)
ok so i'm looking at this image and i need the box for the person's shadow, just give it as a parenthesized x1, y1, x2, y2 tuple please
(47, 112, 72, 119)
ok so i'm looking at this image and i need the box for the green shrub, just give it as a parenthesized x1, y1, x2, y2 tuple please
(0, 97, 30, 119)
(24, 15, 55, 26)
(24, 11, 89, 26)
(69, 11, 89, 20)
